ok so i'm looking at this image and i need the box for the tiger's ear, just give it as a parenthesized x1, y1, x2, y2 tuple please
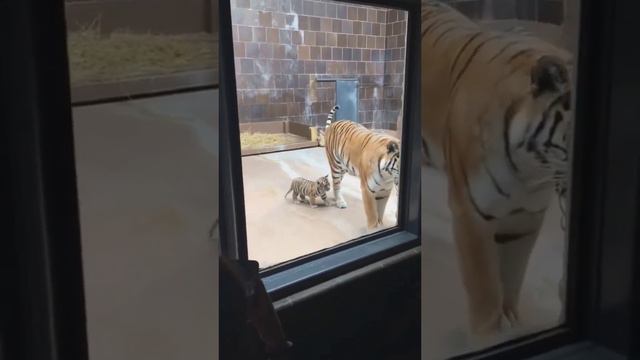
(386, 141, 399, 154)
(531, 55, 569, 96)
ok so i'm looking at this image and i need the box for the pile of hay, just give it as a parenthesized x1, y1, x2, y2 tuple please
(67, 23, 218, 85)
(240, 132, 288, 149)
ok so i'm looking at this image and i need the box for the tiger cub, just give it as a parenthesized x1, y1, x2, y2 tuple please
(322, 105, 401, 229)
(284, 175, 331, 208)
(421, 0, 573, 335)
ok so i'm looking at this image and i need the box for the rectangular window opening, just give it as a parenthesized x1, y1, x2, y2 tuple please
(61, 1, 220, 359)
(227, 0, 413, 272)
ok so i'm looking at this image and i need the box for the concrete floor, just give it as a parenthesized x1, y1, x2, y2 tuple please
(242, 147, 399, 268)
(421, 165, 566, 359)
(72, 89, 219, 360)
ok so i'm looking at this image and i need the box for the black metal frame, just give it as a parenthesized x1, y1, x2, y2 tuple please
(219, 0, 421, 300)
(578, 0, 640, 354)
(219, 0, 250, 260)
(4, 0, 640, 358)
(1, 0, 89, 359)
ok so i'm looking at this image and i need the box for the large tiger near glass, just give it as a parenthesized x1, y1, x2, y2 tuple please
(320, 105, 401, 230)
(421, 1, 572, 335)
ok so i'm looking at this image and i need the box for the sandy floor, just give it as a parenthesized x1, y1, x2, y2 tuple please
(72, 90, 219, 360)
(421, 165, 567, 359)
(242, 147, 399, 269)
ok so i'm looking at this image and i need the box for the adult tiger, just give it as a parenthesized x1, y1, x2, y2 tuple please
(421, 1, 572, 335)
(321, 105, 401, 229)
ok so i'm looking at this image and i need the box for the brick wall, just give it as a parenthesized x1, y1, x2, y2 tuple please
(444, 0, 565, 25)
(231, 0, 407, 130)
(383, 9, 407, 131)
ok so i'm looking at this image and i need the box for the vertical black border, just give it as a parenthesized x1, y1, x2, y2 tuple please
(219, 0, 249, 260)
(1, 0, 89, 359)
(583, 0, 640, 354)
(398, 0, 422, 237)
(561, 0, 610, 342)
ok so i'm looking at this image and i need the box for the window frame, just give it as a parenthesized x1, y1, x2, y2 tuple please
(219, 0, 422, 300)
(4, 0, 640, 359)
(2, 0, 218, 359)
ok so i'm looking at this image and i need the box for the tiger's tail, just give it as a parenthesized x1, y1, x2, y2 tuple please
(326, 105, 340, 127)
(319, 105, 340, 146)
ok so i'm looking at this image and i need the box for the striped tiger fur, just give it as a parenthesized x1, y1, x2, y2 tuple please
(284, 175, 331, 208)
(323, 105, 401, 229)
(421, 0, 573, 335)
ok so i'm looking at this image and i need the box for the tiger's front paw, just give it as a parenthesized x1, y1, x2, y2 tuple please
(335, 197, 348, 208)
(470, 309, 504, 336)
(501, 309, 519, 330)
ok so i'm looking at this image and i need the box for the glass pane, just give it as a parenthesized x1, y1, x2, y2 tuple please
(63, 0, 219, 359)
(66, 0, 218, 102)
(421, 0, 579, 357)
(230, 0, 408, 269)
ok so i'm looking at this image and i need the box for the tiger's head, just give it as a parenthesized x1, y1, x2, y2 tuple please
(381, 140, 401, 184)
(316, 175, 331, 193)
(507, 54, 573, 187)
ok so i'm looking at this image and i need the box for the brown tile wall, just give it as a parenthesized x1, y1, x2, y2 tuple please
(231, 0, 407, 130)
(382, 9, 406, 131)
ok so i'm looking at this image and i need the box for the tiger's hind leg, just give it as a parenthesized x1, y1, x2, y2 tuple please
(496, 228, 540, 327)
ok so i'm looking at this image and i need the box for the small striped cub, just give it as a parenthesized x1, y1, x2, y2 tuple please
(284, 175, 331, 208)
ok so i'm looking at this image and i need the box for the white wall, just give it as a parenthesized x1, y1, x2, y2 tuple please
(72, 89, 219, 360)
